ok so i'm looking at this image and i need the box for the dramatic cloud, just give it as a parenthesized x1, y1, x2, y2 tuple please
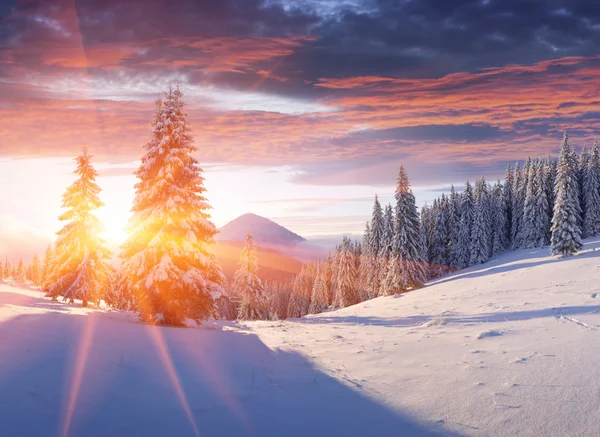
(1, 0, 599, 185)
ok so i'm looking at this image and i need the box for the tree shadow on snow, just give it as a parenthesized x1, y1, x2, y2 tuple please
(304, 305, 600, 328)
(0, 303, 469, 437)
(428, 238, 600, 288)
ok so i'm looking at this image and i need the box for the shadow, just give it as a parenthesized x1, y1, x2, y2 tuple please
(0, 297, 469, 437)
(302, 305, 600, 328)
(427, 239, 600, 288)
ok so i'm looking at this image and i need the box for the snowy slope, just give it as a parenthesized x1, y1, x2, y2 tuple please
(2, 239, 600, 437)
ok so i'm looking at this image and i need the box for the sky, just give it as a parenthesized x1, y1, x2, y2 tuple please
(0, 0, 599, 260)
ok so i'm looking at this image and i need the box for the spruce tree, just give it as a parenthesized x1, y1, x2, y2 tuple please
(309, 261, 329, 314)
(579, 148, 590, 235)
(4, 260, 11, 279)
(121, 87, 225, 325)
(551, 132, 583, 257)
(41, 245, 54, 291)
(386, 166, 427, 292)
(0, 260, 4, 281)
(29, 254, 41, 287)
(503, 165, 514, 246)
(378, 204, 394, 296)
(234, 235, 268, 320)
(456, 181, 474, 268)
(511, 162, 523, 248)
(366, 196, 384, 297)
(583, 142, 600, 237)
(470, 178, 491, 265)
(448, 185, 462, 268)
(430, 198, 449, 276)
(358, 222, 372, 298)
(48, 149, 111, 306)
(522, 158, 538, 248)
(15, 259, 27, 285)
(336, 236, 360, 307)
(491, 180, 507, 254)
(534, 159, 551, 247)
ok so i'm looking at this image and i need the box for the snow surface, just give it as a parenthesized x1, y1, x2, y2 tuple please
(2, 239, 600, 436)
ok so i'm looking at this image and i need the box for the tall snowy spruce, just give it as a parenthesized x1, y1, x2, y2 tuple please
(337, 236, 360, 307)
(48, 149, 112, 306)
(121, 87, 225, 325)
(430, 197, 449, 277)
(491, 181, 507, 254)
(447, 185, 462, 268)
(365, 196, 384, 297)
(382, 166, 427, 293)
(378, 204, 395, 296)
(456, 181, 474, 268)
(511, 162, 524, 248)
(470, 178, 491, 265)
(234, 234, 268, 320)
(583, 142, 600, 237)
(551, 133, 583, 257)
(309, 261, 329, 314)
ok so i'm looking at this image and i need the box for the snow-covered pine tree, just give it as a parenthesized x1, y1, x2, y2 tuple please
(15, 259, 26, 284)
(337, 236, 360, 307)
(4, 260, 11, 279)
(470, 178, 491, 265)
(29, 254, 41, 287)
(583, 142, 600, 237)
(430, 198, 449, 277)
(503, 165, 514, 247)
(511, 162, 524, 248)
(287, 265, 310, 317)
(551, 132, 583, 257)
(388, 166, 427, 291)
(491, 180, 507, 254)
(234, 234, 268, 320)
(309, 261, 329, 314)
(421, 203, 434, 270)
(532, 159, 551, 247)
(121, 88, 225, 325)
(456, 181, 474, 268)
(48, 149, 112, 306)
(365, 195, 384, 297)
(378, 204, 395, 296)
(448, 185, 462, 268)
(522, 158, 539, 248)
(578, 148, 590, 236)
(0, 260, 4, 281)
(41, 245, 54, 291)
(358, 221, 371, 298)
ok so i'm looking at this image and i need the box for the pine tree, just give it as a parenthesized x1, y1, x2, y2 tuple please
(551, 132, 583, 257)
(522, 158, 538, 248)
(430, 199, 449, 277)
(234, 235, 268, 320)
(470, 178, 491, 265)
(48, 149, 111, 306)
(456, 181, 474, 268)
(337, 236, 360, 307)
(29, 254, 42, 287)
(15, 259, 27, 284)
(447, 186, 462, 269)
(288, 265, 311, 316)
(503, 165, 514, 246)
(384, 166, 427, 292)
(309, 261, 329, 314)
(583, 142, 600, 237)
(358, 222, 371, 299)
(365, 196, 384, 297)
(41, 245, 54, 291)
(0, 259, 4, 281)
(4, 260, 11, 279)
(511, 162, 524, 248)
(491, 180, 507, 254)
(378, 204, 394, 296)
(579, 148, 590, 235)
(534, 159, 551, 247)
(121, 87, 225, 325)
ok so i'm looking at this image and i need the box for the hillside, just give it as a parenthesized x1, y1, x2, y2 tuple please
(2, 238, 600, 436)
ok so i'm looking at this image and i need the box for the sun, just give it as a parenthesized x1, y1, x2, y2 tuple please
(96, 206, 130, 245)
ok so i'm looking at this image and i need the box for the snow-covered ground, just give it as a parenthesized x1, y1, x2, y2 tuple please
(2, 239, 600, 437)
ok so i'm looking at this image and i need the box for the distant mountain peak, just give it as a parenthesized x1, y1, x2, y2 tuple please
(217, 213, 306, 247)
